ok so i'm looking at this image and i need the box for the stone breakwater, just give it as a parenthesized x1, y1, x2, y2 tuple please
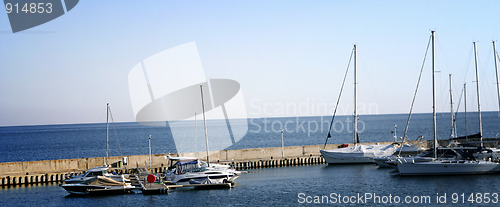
(4, 138, 498, 187)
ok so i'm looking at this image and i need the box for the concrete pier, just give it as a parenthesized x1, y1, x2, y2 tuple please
(1, 142, 353, 187)
(1, 138, 497, 187)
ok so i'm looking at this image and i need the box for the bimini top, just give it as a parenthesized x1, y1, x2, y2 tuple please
(87, 166, 109, 173)
(164, 156, 198, 161)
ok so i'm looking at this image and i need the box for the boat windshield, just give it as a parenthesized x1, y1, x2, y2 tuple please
(86, 170, 105, 177)
(174, 159, 205, 174)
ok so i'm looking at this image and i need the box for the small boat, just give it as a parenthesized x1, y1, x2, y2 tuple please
(321, 143, 399, 164)
(64, 166, 129, 184)
(397, 160, 500, 175)
(163, 156, 241, 185)
(63, 103, 129, 184)
(161, 86, 243, 186)
(320, 45, 399, 164)
(61, 176, 134, 195)
(374, 144, 427, 168)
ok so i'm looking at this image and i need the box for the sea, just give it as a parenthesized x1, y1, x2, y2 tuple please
(1, 112, 499, 163)
(1, 112, 500, 206)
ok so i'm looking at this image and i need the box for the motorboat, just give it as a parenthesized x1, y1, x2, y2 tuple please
(61, 176, 134, 195)
(163, 156, 241, 185)
(374, 142, 427, 167)
(63, 166, 129, 184)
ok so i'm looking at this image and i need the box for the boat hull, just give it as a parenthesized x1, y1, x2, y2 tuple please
(374, 157, 393, 168)
(320, 144, 396, 164)
(321, 151, 375, 164)
(61, 184, 134, 195)
(397, 160, 500, 175)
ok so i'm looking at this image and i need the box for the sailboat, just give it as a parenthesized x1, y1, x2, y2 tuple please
(494, 41, 500, 117)
(62, 103, 131, 194)
(163, 85, 242, 185)
(397, 32, 500, 175)
(320, 45, 399, 164)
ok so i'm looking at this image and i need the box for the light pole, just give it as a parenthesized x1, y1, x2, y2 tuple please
(281, 129, 285, 159)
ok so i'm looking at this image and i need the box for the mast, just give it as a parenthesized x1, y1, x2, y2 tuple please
(464, 83, 468, 141)
(431, 31, 437, 159)
(148, 135, 152, 169)
(493, 41, 500, 117)
(106, 103, 109, 166)
(353, 44, 358, 145)
(449, 74, 456, 138)
(200, 85, 210, 166)
(473, 42, 483, 147)
(393, 124, 397, 142)
(194, 113, 197, 153)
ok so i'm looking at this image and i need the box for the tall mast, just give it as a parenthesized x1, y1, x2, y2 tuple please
(464, 83, 468, 141)
(473, 42, 483, 147)
(449, 74, 456, 138)
(200, 85, 210, 166)
(493, 41, 500, 116)
(148, 135, 152, 169)
(106, 103, 109, 166)
(194, 113, 197, 153)
(431, 31, 437, 159)
(353, 44, 358, 145)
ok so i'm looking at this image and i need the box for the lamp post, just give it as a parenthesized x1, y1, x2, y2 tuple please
(281, 129, 285, 159)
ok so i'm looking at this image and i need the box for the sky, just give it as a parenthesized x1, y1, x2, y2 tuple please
(1, 0, 500, 126)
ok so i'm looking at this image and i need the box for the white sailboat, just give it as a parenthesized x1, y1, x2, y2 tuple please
(320, 45, 399, 164)
(62, 103, 132, 194)
(397, 32, 500, 175)
(64, 103, 127, 184)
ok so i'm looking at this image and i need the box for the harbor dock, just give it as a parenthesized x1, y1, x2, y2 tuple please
(1, 138, 498, 187)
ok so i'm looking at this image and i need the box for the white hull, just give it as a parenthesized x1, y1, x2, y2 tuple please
(61, 184, 134, 195)
(374, 157, 394, 168)
(320, 144, 397, 164)
(167, 170, 239, 185)
(397, 160, 500, 175)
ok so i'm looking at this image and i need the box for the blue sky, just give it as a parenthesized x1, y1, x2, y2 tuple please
(1, 0, 500, 126)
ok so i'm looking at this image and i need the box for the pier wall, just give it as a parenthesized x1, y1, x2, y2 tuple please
(3, 142, 374, 176)
(5, 138, 499, 187)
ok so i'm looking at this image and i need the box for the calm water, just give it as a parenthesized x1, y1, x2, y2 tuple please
(0, 112, 499, 163)
(1, 113, 499, 206)
(1, 164, 499, 206)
